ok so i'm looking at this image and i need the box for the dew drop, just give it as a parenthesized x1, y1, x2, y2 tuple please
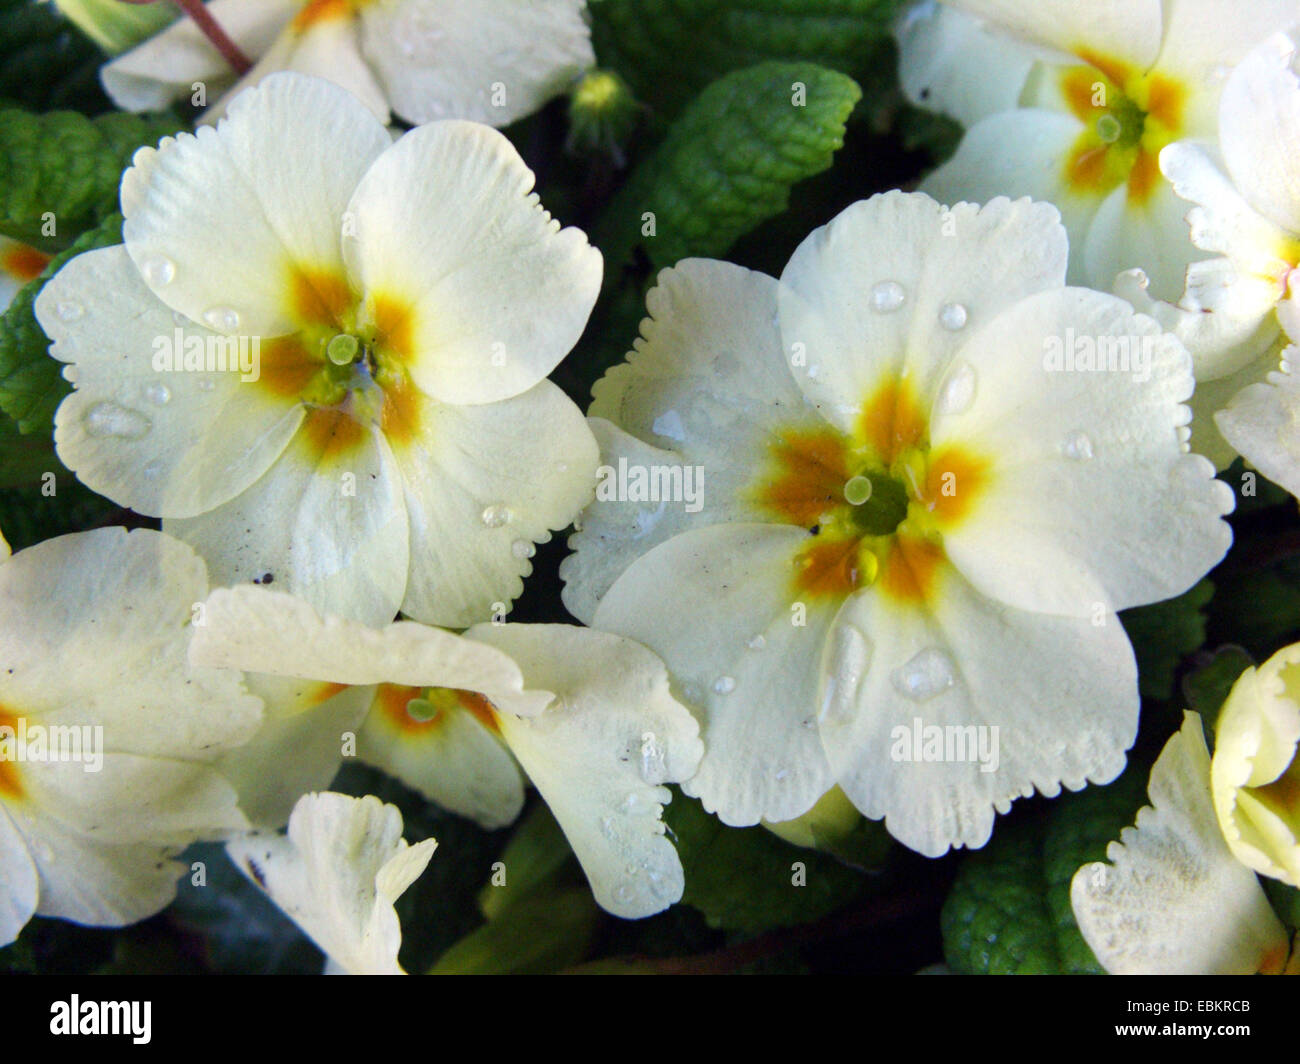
(600, 815, 615, 839)
(712, 675, 736, 695)
(143, 459, 162, 480)
(821, 623, 871, 724)
(890, 647, 957, 702)
(480, 503, 512, 528)
(172, 310, 190, 327)
(651, 409, 686, 442)
(843, 474, 873, 505)
(639, 735, 666, 781)
(510, 538, 535, 560)
(871, 280, 906, 313)
(143, 382, 170, 406)
(202, 305, 241, 332)
(938, 360, 977, 416)
(83, 401, 150, 440)
(55, 301, 84, 323)
(1061, 430, 1094, 461)
(140, 254, 176, 287)
(1096, 114, 1122, 143)
(746, 634, 767, 651)
(938, 302, 968, 331)
(775, 768, 790, 782)
(613, 883, 634, 904)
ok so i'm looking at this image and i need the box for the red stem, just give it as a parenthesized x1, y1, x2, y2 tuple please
(118, 0, 253, 76)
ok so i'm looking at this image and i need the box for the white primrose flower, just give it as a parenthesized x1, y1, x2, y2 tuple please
(1212, 643, 1300, 887)
(0, 527, 261, 947)
(1071, 713, 1293, 975)
(1159, 31, 1300, 489)
(898, 0, 1300, 303)
(100, 0, 594, 128)
(190, 585, 705, 919)
(35, 73, 602, 629)
(561, 191, 1234, 857)
(0, 237, 51, 312)
(228, 791, 436, 975)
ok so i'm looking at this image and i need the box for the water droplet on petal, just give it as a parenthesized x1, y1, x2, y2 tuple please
(871, 281, 906, 313)
(143, 383, 170, 405)
(843, 474, 873, 506)
(712, 675, 736, 695)
(821, 623, 871, 724)
(746, 634, 767, 651)
(775, 768, 790, 782)
(172, 310, 189, 327)
(143, 459, 162, 479)
(140, 254, 176, 287)
(481, 504, 512, 528)
(651, 409, 686, 441)
(1062, 430, 1094, 460)
(639, 735, 666, 781)
(890, 647, 957, 702)
(511, 538, 535, 560)
(938, 360, 977, 415)
(83, 401, 150, 440)
(202, 305, 240, 332)
(938, 302, 968, 331)
(55, 301, 84, 323)
(600, 815, 615, 839)
(1096, 114, 1122, 143)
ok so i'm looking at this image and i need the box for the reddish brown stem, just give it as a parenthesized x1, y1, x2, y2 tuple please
(119, 0, 253, 75)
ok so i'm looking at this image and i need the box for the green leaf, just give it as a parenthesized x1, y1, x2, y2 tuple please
(0, 0, 109, 113)
(597, 61, 860, 271)
(0, 211, 121, 435)
(0, 107, 181, 249)
(429, 888, 600, 974)
(1182, 645, 1253, 732)
(942, 768, 1146, 974)
(666, 789, 868, 934)
(476, 802, 578, 920)
(1120, 579, 1214, 701)
(590, 0, 905, 118)
(1263, 877, 1300, 932)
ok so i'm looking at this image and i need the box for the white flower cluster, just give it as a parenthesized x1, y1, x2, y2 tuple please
(3, 0, 1297, 974)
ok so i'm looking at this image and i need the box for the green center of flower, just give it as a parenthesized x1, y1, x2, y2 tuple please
(842, 469, 910, 537)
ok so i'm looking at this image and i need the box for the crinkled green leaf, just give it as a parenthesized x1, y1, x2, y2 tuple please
(942, 768, 1146, 975)
(598, 61, 860, 271)
(0, 0, 107, 112)
(0, 210, 120, 434)
(0, 107, 180, 249)
(591, 0, 905, 118)
(666, 789, 868, 934)
(1120, 579, 1214, 701)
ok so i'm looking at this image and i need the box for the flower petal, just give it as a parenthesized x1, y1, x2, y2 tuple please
(777, 192, 1068, 430)
(935, 287, 1233, 616)
(822, 569, 1137, 856)
(227, 792, 435, 975)
(940, 0, 1162, 70)
(466, 623, 703, 918)
(167, 422, 410, 628)
(189, 585, 550, 717)
(39, 246, 304, 518)
(1212, 645, 1300, 886)
(358, 687, 524, 830)
(1071, 713, 1288, 974)
(359, 0, 594, 126)
(394, 380, 597, 627)
(895, 1, 1039, 127)
(1216, 355, 1300, 499)
(1082, 178, 1204, 303)
(0, 527, 262, 758)
(101, 0, 296, 111)
(208, 14, 390, 124)
(563, 258, 822, 621)
(122, 72, 391, 336)
(220, 675, 374, 829)
(344, 120, 602, 405)
(0, 807, 37, 947)
(592, 523, 836, 827)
